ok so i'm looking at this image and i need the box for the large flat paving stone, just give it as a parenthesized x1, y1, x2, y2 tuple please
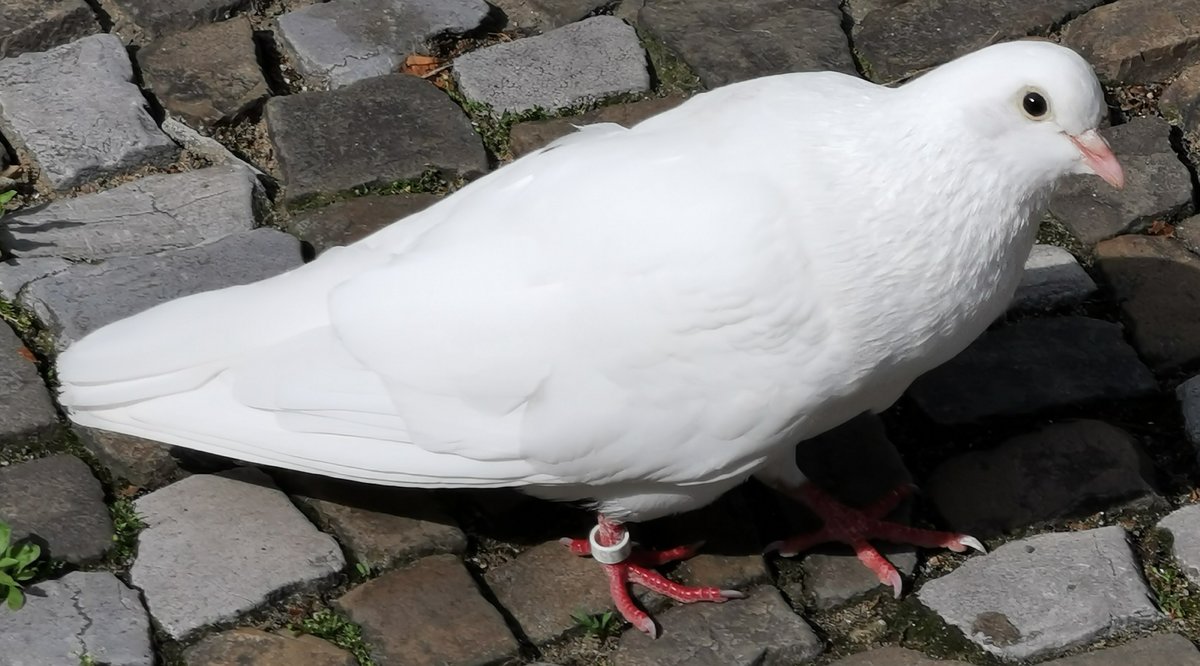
(20, 228, 302, 349)
(1010, 244, 1096, 312)
(927, 420, 1160, 539)
(1, 0, 100, 59)
(266, 74, 487, 205)
(1047, 117, 1192, 246)
(830, 648, 971, 665)
(0, 455, 113, 564)
(103, 0, 252, 43)
(138, 17, 268, 128)
(285, 193, 438, 255)
(917, 527, 1162, 661)
(1062, 0, 1200, 84)
(0, 571, 153, 666)
(638, 0, 853, 88)
(0, 34, 178, 191)
(1095, 235, 1200, 372)
(454, 16, 649, 114)
(130, 468, 345, 640)
(855, 0, 1105, 83)
(0, 322, 59, 446)
(1158, 504, 1200, 588)
(1181, 375, 1200, 454)
(184, 628, 357, 666)
(1044, 634, 1200, 665)
(277, 0, 489, 90)
(1, 165, 261, 261)
(611, 588, 823, 665)
(908, 317, 1157, 425)
(335, 554, 519, 666)
(0, 257, 71, 301)
(277, 471, 466, 573)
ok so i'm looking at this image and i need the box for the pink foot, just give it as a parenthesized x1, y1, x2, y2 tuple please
(561, 517, 743, 637)
(766, 484, 985, 597)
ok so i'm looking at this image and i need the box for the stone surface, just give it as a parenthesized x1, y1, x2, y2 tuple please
(0, 571, 153, 666)
(455, 16, 649, 114)
(786, 414, 918, 608)
(908, 317, 1157, 425)
(612, 588, 823, 665)
(265, 74, 487, 205)
(285, 193, 438, 255)
(138, 18, 269, 128)
(336, 554, 519, 666)
(278, 471, 466, 572)
(184, 628, 357, 666)
(856, 0, 1104, 82)
(104, 0, 252, 42)
(0, 454, 113, 563)
(1010, 244, 1096, 311)
(0, 322, 59, 445)
(927, 420, 1160, 538)
(0, 257, 71, 300)
(276, 0, 490, 90)
(1047, 117, 1192, 246)
(20, 228, 302, 349)
(1, 165, 262, 261)
(509, 96, 685, 158)
(1163, 63, 1200, 134)
(1180, 214, 1200, 256)
(0, 0, 100, 59)
(638, 0, 854, 88)
(1181, 375, 1200, 452)
(76, 426, 184, 488)
(830, 648, 972, 666)
(917, 527, 1161, 661)
(1095, 235, 1200, 371)
(1062, 0, 1200, 84)
(1158, 504, 1200, 588)
(486, 540, 631, 645)
(1044, 634, 1200, 665)
(842, 0, 909, 25)
(523, 0, 610, 28)
(0, 34, 178, 191)
(130, 468, 345, 640)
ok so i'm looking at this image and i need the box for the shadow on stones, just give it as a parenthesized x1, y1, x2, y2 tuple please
(124, 45, 169, 127)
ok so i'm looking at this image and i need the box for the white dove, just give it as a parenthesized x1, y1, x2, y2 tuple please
(56, 40, 1122, 636)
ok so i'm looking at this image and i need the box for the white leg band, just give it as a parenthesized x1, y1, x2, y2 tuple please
(589, 524, 632, 565)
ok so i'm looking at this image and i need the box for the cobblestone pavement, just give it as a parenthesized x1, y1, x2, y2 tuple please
(2, 0, 1200, 664)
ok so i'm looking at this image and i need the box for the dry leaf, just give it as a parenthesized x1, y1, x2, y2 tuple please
(402, 54, 446, 77)
(17, 346, 36, 363)
(1148, 219, 1175, 237)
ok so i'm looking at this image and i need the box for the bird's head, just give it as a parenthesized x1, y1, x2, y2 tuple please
(905, 40, 1124, 191)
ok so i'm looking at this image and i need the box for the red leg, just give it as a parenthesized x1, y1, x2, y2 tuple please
(561, 516, 742, 637)
(767, 483, 985, 597)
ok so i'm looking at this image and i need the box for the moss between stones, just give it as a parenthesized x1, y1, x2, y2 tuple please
(296, 607, 378, 666)
(635, 27, 701, 97)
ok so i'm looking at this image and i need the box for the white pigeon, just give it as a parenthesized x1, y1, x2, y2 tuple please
(56, 40, 1122, 636)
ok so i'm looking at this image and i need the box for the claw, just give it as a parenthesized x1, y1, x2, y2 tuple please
(957, 535, 987, 554)
(720, 589, 746, 599)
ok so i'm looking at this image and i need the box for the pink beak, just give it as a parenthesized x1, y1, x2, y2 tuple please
(1070, 129, 1125, 189)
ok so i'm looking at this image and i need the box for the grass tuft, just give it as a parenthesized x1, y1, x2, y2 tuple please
(297, 608, 377, 666)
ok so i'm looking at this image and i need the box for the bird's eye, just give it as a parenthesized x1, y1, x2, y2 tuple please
(1022, 91, 1049, 119)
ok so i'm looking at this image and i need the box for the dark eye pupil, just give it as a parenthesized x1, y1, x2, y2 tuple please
(1023, 92, 1048, 117)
